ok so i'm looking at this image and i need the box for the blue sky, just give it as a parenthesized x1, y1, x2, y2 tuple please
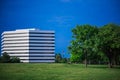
(0, 0, 120, 57)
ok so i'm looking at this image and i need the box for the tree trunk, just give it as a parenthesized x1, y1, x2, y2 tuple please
(85, 59, 87, 68)
(108, 58, 113, 68)
(85, 50, 87, 68)
(108, 63, 112, 68)
(106, 48, 113, 68)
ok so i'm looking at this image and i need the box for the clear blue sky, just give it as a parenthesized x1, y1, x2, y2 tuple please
(0, 0, 120, 57)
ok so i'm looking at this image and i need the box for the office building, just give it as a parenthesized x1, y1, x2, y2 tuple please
(1, 28, 55, 62)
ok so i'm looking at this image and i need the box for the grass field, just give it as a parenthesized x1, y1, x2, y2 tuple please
(0, 63, 120, 80)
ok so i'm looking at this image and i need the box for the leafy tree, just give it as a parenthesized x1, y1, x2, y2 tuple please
(55, 54, 62, 63)
(98, 23, 120, 68)
(68, 40, 83, 63)
(1, 52, 10, 63)
(0, 52, 21, 63)
(0, 57, 2, 63)
(61, 58, 67, 63)
(55, 53, 70, 63)
(68, 24, 98, 67)
(69, 23, 120, 68)
(10, 57, 20, 63)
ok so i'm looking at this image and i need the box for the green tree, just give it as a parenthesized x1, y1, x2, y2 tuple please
(10, 57, 20, 63)
(61, 58, 68, 63)
(55, 54, 62, 63)
(0, 52, 21, 63)
(1, 52, 10, 63)
(68, 24, 98, 67)
(98, 23, 120, 68)
(68, 23, 120, 68)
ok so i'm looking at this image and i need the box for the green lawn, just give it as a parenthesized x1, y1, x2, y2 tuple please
(0, 63, 120, 80)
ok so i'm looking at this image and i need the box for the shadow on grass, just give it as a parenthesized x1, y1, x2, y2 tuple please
(87, 64, 120, 69)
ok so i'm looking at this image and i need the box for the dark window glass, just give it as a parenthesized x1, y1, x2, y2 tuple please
(29, 32, 54, 34)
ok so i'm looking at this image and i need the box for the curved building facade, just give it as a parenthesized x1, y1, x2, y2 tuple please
(1, 28, 55, 63)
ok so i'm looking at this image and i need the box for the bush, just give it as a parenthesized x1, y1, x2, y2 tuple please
(61, 58, 67, 63)
(0, 52, 10, 63)
(0, 52, 20, 63)
(10, 57, 20, 63)
(55, 54, 62, 63)
(55, 54, 71, 63)
(0, 57, 2, 63)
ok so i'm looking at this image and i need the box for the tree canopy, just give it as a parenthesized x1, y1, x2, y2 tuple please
(68, 23, 120, 68)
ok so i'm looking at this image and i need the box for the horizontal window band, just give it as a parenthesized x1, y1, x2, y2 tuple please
(28, 57, 55, 59)
(29, 59, 55, 60)
(10, 56, 29, 57)
(29, 37, 54, 38)
(2, 43, 29, 44)
(29, 60, 55, 62)
(29, 56, 55, 57)
(2, 49, 29, 51)
(29, 32, 54, 34)
(2, 33, 54, 36)
(13, 58, 29, 60)
(3, 51, 54, 53)
(29, 39, 54, 41)
(9, 54, 55, 56)
(29, 46, 55, 47)
(2, 49, 55, 51)
(2, 50, 51, 51)
(29, 42, 55, 44)
(29, 52, 54, 54)
(2, 33, 28, 35)
(2, 37, 29, 39)
(2, 46, 55, 48)
(2, 36, 54, 38)
(29, 35, 55, 38)
(2, 39, 29, 42)
(20, 59, 29, 60)
(30, 49, 54, 50)
(9, 52, 29, 54)
(2, 46, 28, 48)
(2, 36, 29, 38)
(10, 56, 55, 57)
(8, 52, 54, 54)
(29, 61, 55, 62)
(20, 59, 55, 60)
(29, 35, 54, 37)
(2, 43, 55, 46)
(2, 42, 54, 44)
(2, 47, 55, 49)
(2, 38, 55, 42)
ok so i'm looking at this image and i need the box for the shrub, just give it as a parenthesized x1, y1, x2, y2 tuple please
(0, 52, 20, 63)
(55, 54, 62, 63)
(0, 56, 2, 63)
(1, 52, 10, 63)
(10, 57, 20, 63)
(61, 58, 67, 63)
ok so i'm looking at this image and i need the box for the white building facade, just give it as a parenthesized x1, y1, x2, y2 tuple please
(1, 29, 55, 63)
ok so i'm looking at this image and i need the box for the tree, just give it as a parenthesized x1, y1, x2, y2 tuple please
(68, 40, 83, 63)
(0, 52, 21, 63)
(1, 52, 10, 63)
(68, 24, 98, 67)
(98, 23, 120, 68)
(55, 54, 62, 63)
(10, 57, 20, 63)
(61, 58, 68, 63)
(68, 23, 120, 68)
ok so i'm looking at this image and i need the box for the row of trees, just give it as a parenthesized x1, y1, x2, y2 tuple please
(68, 23, 120, 68)
(55, 54, 70, 63)
(0, 52, 20, 63)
